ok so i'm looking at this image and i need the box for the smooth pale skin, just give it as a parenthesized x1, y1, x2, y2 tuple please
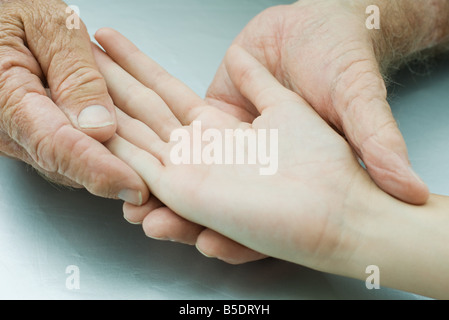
(94, 29, 449, 299)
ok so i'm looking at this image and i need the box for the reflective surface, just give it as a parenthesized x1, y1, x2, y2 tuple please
(1, 0, 447, 299)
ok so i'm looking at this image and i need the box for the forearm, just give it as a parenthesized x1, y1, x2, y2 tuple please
(347, 191, 449, 299)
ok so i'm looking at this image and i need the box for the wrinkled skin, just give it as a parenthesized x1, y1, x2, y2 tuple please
(0, 0, 148, 204)
(206, 1, 429, 205)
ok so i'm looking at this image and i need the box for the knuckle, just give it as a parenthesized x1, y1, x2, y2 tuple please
(4, 93, 64, 173)
(1, 99, 27, 139)
(0, 86, 44, 142)
(52, 64, 108, 105)
(0, 62, 43, 111)
(84, 168, 114, 198)
(45, 126, 115, 198)
(0, 53, 18, 75)
(0, 130, 28, 161)
(32, 122, 67, 172)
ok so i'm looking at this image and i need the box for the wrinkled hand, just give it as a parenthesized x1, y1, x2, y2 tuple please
(95, 30, 378, 274)
(207, 0, 429, 205)
(0, 0, 148, 204)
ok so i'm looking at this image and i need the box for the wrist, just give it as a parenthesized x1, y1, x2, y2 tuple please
(313, 166, 449, 299)
(343, 190, 449, 299)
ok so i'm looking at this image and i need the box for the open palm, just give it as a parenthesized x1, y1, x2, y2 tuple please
(93, 29, 373, 270)
(206, 1, 429, 206)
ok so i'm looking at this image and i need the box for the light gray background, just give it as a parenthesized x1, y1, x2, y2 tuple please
(1, 0, 447, 300)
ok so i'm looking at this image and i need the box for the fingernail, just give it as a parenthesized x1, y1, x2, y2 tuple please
(144, 227, 169, 241)
(195, 244, 215, 259)
(118, 189, 143, 206)
(146, 234, 169, 241)
(78, 105, 114, 129)
(123, 215, 142, 225)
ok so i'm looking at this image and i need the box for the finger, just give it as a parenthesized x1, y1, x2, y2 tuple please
(224, 45, 310, 115)
(142, 206, 205, 245)
(94, 27, 206, 125)
(18, 1, 116, 142)
(334, 61, 429, 205)
(0, 91, 87, 189)
(196, 229, 268, 265)
(115, 108, 169, 164)
(123, 195, 164, 224)
(105, 134, 164, 188)
(0, 87, 148, 204)
(92, 44, 181, 142)
(0, 17, 148, 205)
(0, 130, 84, 188)
(0, 130, 33, 162)
(206, 62, 260, 123)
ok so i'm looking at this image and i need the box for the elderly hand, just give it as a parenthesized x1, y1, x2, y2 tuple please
(0, 0, 148, 204)
(207, 0, 441, 205)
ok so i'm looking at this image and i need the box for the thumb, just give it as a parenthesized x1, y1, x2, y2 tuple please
(22, 1, 116, 142)
(206, 62, 258, 123)
(336, 62, 429, 205)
